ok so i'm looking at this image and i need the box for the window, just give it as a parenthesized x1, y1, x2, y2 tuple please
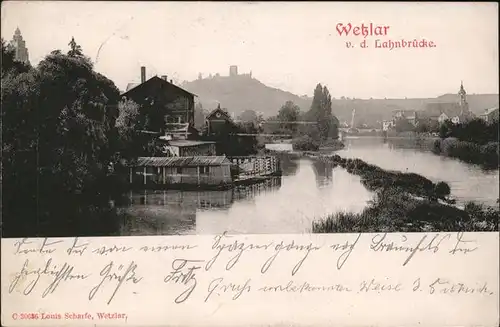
(200, 166, 210, 174)
(177, 167, 182, 174)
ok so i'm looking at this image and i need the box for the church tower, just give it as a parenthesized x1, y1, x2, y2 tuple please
(10, 27, 30, 64)
(458, 80, 468, 113)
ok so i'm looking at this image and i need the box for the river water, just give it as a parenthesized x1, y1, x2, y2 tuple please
(118, 137, 499, 236)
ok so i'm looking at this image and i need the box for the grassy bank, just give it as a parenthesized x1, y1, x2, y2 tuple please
(432, 138, 499, 169)
(318, 155, 453, 201)
(311, 155, 499, 233)
(292, 136, 345, 152)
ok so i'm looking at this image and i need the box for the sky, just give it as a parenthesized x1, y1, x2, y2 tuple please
(2, 1, 498, 98)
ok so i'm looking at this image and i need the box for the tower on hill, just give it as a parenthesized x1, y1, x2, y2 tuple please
(229, 65, 238, 77)
(9, 27, 30, 65)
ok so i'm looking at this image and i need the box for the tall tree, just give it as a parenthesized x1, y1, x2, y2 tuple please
(306, 84, 339, 140)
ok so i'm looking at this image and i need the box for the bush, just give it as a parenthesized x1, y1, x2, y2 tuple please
(434, 138, 499, 168)
(292, 136, 320, 151)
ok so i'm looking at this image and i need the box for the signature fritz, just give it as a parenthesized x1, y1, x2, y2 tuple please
(163, 258, 203, 304)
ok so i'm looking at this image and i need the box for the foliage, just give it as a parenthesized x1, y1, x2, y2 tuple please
(312, 156, 498, 233)
(201, 120, 259, 156)
(416, 119, 439, 133)
(68, 37, 83, 57)
(305, 84, 339, 141)
(194, 102, 206, 130)
(439, 118, 498, 144)
(277, 101, 300, 134)
(433, 138, 499, 168)
(1, 38, 31, 76)
(394, 118, 415, 133)
(2, 38, 130, 237)
(239, 109, 259, 124)
(321, 155, 450, 201)
(439, 119, 455, 139)
(292, 136, 320, 151)
(312, 188, 499, 233)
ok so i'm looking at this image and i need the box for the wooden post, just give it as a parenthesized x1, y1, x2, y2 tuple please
(144, 167, 147, 185)
(163, 167, 166, 184)
(197, 166, 200, 185)
(129, 167, 133, 184)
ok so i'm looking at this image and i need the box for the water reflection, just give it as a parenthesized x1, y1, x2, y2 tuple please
(119, 178, 282, 236)
(119, 137, 498, 235)
(311, 159, 333, 187)
(341, 137, 499, 205)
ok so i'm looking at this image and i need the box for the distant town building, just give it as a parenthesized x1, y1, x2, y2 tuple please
(382, 120, 395, 131)
(421, 81, 474, 125)
(9, 27, 30, 64)
(390, 110, 418, 127)
(479, 107, 499, 123)
(229, 65, 238, 77)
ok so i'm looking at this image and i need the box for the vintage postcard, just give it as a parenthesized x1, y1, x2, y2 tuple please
(1, 1, 499, 326)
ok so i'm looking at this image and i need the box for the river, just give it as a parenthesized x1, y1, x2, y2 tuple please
(118, 137, 499, 236)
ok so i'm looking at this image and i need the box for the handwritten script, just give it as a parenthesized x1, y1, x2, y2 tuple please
(2, 232, 498, 325)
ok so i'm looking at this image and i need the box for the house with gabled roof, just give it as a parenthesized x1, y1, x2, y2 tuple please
(122, 67, 197, 132)
(205, 104, 235, 135)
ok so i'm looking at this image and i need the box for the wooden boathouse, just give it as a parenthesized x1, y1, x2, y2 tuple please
(127, 155, 282, 190)
(129, 156, 233, 189)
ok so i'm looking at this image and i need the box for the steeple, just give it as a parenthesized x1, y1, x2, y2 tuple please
(458, 81, 469, 114)
(10, 27, 30, 64)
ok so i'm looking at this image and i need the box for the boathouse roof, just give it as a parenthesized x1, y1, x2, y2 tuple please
(134, 156, 231, 167)
(158, 139, 216, 147)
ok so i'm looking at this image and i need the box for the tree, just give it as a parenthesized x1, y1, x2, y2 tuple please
(67, 37, 83, 57)
(194, 102, 205, 130)
(439, 119, 454, 139)
(394, 118, 415, 133)
(2, 38, 124, 237)
(1, 38, 30, 76)
(277, 101, 300, 134)
(239, 109, 259, 124)
(306, 84, 339, 141)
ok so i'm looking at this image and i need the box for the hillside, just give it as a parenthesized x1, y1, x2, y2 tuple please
(182, 75, 311, 117)
(182, 75, 499, 125)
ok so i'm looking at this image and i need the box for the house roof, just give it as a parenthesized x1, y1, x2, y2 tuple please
(480, 107, 499, 116)
(159, 139, 216, 147)
(126, 83, 140, 92)
(423, 102, 464, 118)
(134, 156, 231, 167)
(206, 107, 232, 121)
(121, 76, 197, 97)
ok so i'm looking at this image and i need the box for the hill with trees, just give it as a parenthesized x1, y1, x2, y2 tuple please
(183, 74, 499, 127)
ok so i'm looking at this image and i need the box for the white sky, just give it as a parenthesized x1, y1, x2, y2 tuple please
(2, 1, 498, 98)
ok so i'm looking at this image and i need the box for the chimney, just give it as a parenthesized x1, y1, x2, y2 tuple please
(141, 66, 146, 83)
(170, 79, 173, 84)
(161, 75, 168, 81)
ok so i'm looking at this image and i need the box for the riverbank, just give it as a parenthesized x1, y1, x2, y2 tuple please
(311, 155, 499, 233)
(432, 137, 499, 169)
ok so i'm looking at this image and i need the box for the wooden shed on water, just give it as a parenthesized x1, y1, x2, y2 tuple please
(128, 156, 232, 189)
